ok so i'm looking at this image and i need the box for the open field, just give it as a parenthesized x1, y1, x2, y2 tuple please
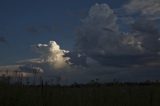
(0, 83, 160, 106)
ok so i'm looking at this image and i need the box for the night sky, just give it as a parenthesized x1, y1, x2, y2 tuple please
(0, 0, 160, 83)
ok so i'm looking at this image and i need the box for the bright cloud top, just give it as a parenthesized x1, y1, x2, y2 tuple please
(36, 41, 70, 69)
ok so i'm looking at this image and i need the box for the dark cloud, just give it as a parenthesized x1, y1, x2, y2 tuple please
(132, 19, 159, 34)
(75, 3, 160, 68)
(76, 4, 121, 56)
(123, 0, 160, 54)
(76, 4, 143, 58)
(91, 54, 160, 68)
(64, 52, 87, 67)
(131, 19, 160, 53)
(123, 0, 160, 20)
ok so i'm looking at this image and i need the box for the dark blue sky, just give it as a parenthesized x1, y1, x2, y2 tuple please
(0, 0, 127, 65)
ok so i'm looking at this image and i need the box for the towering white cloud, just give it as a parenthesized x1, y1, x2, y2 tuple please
(35, 41, 70, 69)
(47, 41, 70, 69)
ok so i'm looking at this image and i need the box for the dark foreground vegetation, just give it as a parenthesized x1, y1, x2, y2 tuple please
(0, 81, 160, 106)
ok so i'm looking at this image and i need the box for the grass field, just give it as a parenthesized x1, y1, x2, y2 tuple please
(0, 83, 160, 106)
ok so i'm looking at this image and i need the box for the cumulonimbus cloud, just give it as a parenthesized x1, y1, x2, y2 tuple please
(75, 3, 160, 68)
(76, 4, 144, 57)
(33, 41, 70, 69)
(122, 0, 160, 54)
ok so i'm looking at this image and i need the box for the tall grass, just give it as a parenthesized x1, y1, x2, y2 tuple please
(0, 82, 160, 106)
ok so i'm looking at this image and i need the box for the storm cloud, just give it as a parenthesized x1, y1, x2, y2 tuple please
(75, 3, 160, 68)
(124, 0, 160, 54)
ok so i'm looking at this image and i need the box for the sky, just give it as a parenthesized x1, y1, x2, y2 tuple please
(0, 0, 160, 84)
(0, 0, 127, 65)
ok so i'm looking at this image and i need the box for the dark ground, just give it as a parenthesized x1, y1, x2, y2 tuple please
(0, 82, 160, 106)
